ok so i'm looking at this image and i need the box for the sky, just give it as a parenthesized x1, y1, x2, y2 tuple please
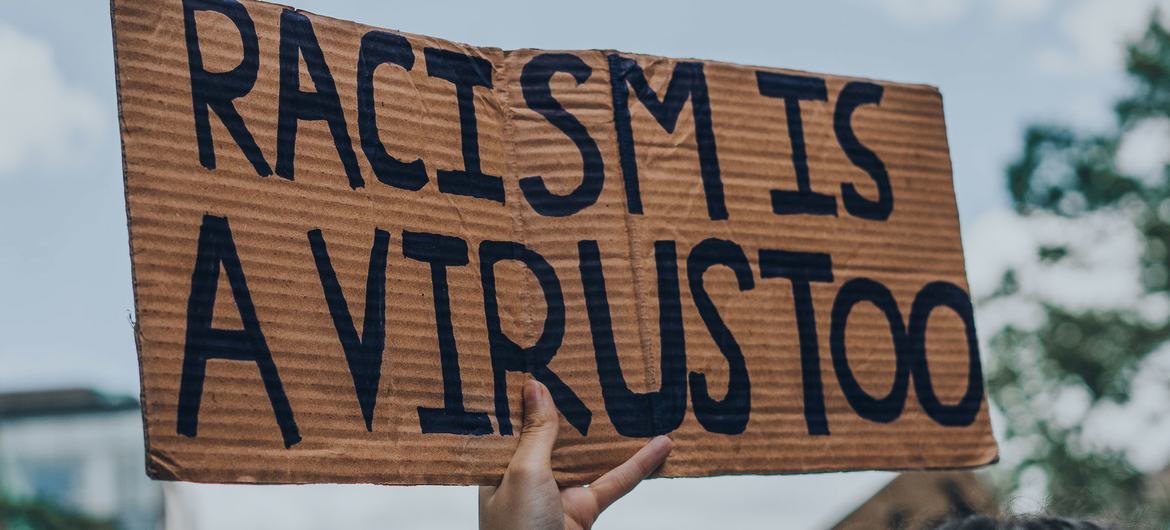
(1, 0, 1166, 528)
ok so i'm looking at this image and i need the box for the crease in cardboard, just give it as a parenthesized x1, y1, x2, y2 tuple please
(495, 50, 528, 440)
(605, 51, 660, 430)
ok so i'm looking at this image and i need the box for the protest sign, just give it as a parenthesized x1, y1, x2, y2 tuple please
(112, 0, 998, 485)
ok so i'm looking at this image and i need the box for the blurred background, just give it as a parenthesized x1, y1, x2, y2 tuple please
(4, 0, 1170, 528)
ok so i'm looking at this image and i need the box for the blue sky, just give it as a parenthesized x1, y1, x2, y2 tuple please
(0, 0, 1164, 527)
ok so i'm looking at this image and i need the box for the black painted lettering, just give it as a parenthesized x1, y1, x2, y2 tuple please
(402, 231, 492, 435)
(182, 0, 271, 176)
(830, 278, 910, 424)
(480, 241, 590, 435)
(908, 282, 984, 427)
(519, 54, 604, 217)
(308, 228, 390, 432)
(357, 31, 427, 190)
(758, 249, 833, 435)
(608, 55, 725, 220)
(276, 9, 363, 188)
(835, 82, 893, 220)
(687, 238, 753, 434)
(424, 48, 504, 203)
(578, 240, 687, 437)
(756, 71, 837, 216)
(177, 215, 300, 448)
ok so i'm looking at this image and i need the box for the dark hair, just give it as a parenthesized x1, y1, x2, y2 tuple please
(933, 514, 1110, 530)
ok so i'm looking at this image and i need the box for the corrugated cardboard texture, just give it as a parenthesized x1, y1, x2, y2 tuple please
(113, 0, 998, 485)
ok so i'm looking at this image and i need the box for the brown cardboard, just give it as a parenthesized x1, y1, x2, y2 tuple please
(112, 0, 998, 486)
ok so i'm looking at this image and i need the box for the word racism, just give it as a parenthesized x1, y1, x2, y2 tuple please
(115, 0, 995, 484)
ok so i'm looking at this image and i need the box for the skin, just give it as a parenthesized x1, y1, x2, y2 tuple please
(479, 380, 674, 530)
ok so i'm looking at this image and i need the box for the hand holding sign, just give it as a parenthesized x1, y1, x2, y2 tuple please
(479, 380, 672, 530)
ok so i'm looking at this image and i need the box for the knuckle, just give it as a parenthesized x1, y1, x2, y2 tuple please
(507, 462, 539, 481)
(616, 473, 636, 493)
(520, 421, 549, 437)
(521, 413, 555, 436)
(633, 458, 653, 478)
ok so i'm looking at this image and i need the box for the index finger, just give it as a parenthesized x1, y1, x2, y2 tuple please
(587, 435, 673, 512)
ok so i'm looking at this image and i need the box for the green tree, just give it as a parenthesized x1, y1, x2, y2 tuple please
(988, 12, 1170, 526)
(0, 495, 115, 530)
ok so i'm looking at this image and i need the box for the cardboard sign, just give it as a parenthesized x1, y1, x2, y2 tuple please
(113, 0, 997, 485)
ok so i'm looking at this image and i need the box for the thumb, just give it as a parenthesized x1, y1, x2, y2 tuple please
(509, 379, 560, 476)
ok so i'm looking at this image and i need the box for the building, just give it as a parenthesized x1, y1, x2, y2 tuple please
(0, 388, 162, 530)
(831, 471, 997, 530)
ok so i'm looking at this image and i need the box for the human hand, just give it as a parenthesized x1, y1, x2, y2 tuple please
(478, 380, 673, 530)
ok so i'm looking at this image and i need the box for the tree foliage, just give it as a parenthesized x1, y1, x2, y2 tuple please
(989, 12, 1170, 525)
(0, 495, 115, 530)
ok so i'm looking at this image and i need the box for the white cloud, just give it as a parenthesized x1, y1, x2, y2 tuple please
(966, 208, 1147, 313)
(1117, 117, 1170, 185)
(874, 0, 973, 26)
(964, 207, 1166, 345)
(1081, 344, 1170, 472)
(0, 24, 104, 175)
(1036, 0, 1170, 76)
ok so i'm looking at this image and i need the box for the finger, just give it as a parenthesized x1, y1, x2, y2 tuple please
(507, 379, 560, 479)
(588, 435, 673, 513)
